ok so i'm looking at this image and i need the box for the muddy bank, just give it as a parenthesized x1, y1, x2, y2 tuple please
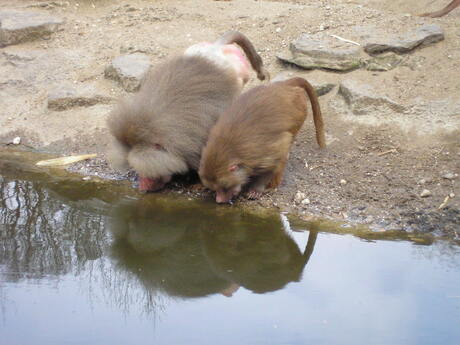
(1, 147, 459, 247)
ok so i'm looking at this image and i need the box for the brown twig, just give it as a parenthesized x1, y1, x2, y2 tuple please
(377, 148, 397, 156)
(438, 195, 451, 210)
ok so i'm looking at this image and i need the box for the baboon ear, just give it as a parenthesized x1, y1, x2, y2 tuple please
(228, 164, 239, 172)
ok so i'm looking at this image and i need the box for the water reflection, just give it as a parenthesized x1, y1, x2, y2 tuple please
(109, 199, 317, 299)
(0, 178, 107, 282)
(0, 174, 317, 310)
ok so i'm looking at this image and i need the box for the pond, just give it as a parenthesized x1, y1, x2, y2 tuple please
(0, 152, 459, 345)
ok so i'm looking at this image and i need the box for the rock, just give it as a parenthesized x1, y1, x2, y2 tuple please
(441, 172, 456, 180)
(418, 179, 427, 185)
(364, 24, 444, 55)
(271, 71, 335, 96)
(365, 52, 404, 71)
(294, 191, 306, 203)
(26, 1, 69, 9)
(420, 189, 432, 197)
(47, 84, 113, 111)
(119, 44, 154, 54)
(314, 82, 336, 97)
(12, 136, 21, 145)
(340, 179, 347, 185)
(0, 10, 63, 47)
(104, 53, 151, 92)
(363, 215, 374, 224)
(277, 33, 362, 72)
(2, 49, 44, 64)
(301, 198, 310, 205)
(339, 79, 406, 115)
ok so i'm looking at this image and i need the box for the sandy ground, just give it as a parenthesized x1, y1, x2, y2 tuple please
(0, 0, 459, 237)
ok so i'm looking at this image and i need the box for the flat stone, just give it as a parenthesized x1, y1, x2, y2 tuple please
(442, 172, 456, 180)
(364, 24, 444, 55)
(0, 10, 63, 47)
(2, 49, 44, 63)
(277, 33, 362, 72)
(365, 52, 404, 71)
(420, 189, 432, 198)
(313, 82, 336, 97)
(47, 84, 113, 111)
(339, 79, 405, 115)
(272, 72, 335, 96)
(104, 53, 151, 92)
(119, 43, 154, 55)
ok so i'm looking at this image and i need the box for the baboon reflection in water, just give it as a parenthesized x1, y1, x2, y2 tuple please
(109, 199, 317, 298)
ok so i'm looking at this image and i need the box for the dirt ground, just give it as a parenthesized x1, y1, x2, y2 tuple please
(0, 0, 459, 237)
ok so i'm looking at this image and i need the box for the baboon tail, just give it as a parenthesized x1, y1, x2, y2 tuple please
(216, 31, 270, 81)
(284, 77, 326, 148)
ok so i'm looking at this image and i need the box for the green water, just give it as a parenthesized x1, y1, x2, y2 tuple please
(0, 151, 459, 345)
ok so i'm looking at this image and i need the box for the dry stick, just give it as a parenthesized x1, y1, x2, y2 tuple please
(330, 34, 361, 46)
(309, 165, 323, 171)
(377, 148, 398, 156)
(438, 195, 451, 210)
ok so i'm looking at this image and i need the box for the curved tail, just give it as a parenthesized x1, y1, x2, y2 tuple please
(216, 31, 270, 81)
(420, 0, 460, 17)
(284, 77, 326, 148)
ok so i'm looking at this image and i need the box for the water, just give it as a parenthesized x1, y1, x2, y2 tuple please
(0, 153, 459, 345)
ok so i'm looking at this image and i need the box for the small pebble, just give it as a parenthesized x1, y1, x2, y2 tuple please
(420, 189, 431, 197)
(82, 176, 91, 181)
(301, 198, 310, 205)
(442, 172, 456, 180)
(295, 191, 306, 202)
(12, 137, 21, 145)
(418, 179, 426, 184)
(275, 27, 282, 33)
(449, 193, 455, 198)
(340, 179, 347, 185)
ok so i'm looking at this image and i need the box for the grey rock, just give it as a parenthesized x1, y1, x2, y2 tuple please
(339, 79, 405, 115)
(364, 24, 444, 55)
(272, 71, 335, 96)
(365, 52, 405, 71)
(104, 53, 151, 92)
(119, 44, 154, 54)
(442, 172, 456, 180)
(277, 33, 362, 72)
(47, 84, 113, 111)
(314, 82, 336, 97)
(27, 1, 69, 9)
(420, 189, 432, 198)
(3, 49, 44, 62)
(0, 10, 63, 47)
(300, 198, 311, 205)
